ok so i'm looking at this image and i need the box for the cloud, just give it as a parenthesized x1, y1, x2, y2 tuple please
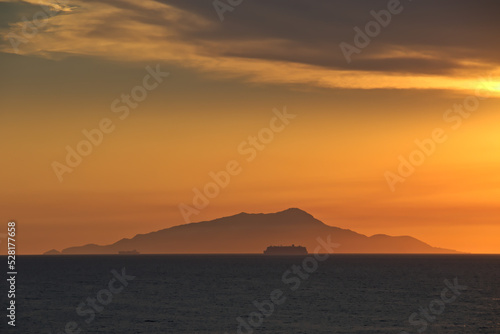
(1, 0, 499, 92)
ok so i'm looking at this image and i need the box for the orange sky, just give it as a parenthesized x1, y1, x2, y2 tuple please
(1, 0, 500, 254)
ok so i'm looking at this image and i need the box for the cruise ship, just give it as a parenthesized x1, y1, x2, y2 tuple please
(263, 244, 308, 255)
(118, 249, 140, 255)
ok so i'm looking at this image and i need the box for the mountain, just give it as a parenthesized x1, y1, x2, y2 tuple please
(56, 208, 458, 254)
(43, 249, 61, 255)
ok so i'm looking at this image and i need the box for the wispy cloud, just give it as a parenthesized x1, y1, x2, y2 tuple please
(1, 0, 499, 92)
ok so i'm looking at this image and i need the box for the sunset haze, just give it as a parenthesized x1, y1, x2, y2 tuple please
(1, 0, 500, 254)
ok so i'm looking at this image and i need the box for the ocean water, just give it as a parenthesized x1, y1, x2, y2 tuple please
(2, 255, 499, 333)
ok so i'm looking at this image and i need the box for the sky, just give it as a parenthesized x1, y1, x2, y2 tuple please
(1, 0, 500, 254)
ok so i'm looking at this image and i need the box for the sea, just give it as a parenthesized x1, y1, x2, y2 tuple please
(1, 255, 499, 333)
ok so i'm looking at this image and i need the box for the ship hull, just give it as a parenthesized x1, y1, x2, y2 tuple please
(263, 245, 308, 255)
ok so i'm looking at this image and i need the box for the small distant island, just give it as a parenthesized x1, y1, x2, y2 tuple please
(118, 249, 140, 255)
(264, 244, 308, 255)
(43, 249, 61, 255)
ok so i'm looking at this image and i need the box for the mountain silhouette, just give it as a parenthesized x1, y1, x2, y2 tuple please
(43, 249, 61, 255)
(56, 208, 458, 254)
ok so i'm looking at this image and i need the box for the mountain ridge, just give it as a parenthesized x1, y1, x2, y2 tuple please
(54, 208, 459, 254)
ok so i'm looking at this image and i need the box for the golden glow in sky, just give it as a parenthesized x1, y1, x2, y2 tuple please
(1, 0, 500, 254)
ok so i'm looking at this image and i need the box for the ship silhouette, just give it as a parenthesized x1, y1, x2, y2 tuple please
(118, 249, 140, 255)
(263, 244, 308, 255)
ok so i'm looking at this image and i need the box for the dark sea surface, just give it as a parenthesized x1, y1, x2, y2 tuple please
(1, 255, 499, 334)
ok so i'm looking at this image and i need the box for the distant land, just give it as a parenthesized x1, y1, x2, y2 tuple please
(46, 208, 459, 255)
